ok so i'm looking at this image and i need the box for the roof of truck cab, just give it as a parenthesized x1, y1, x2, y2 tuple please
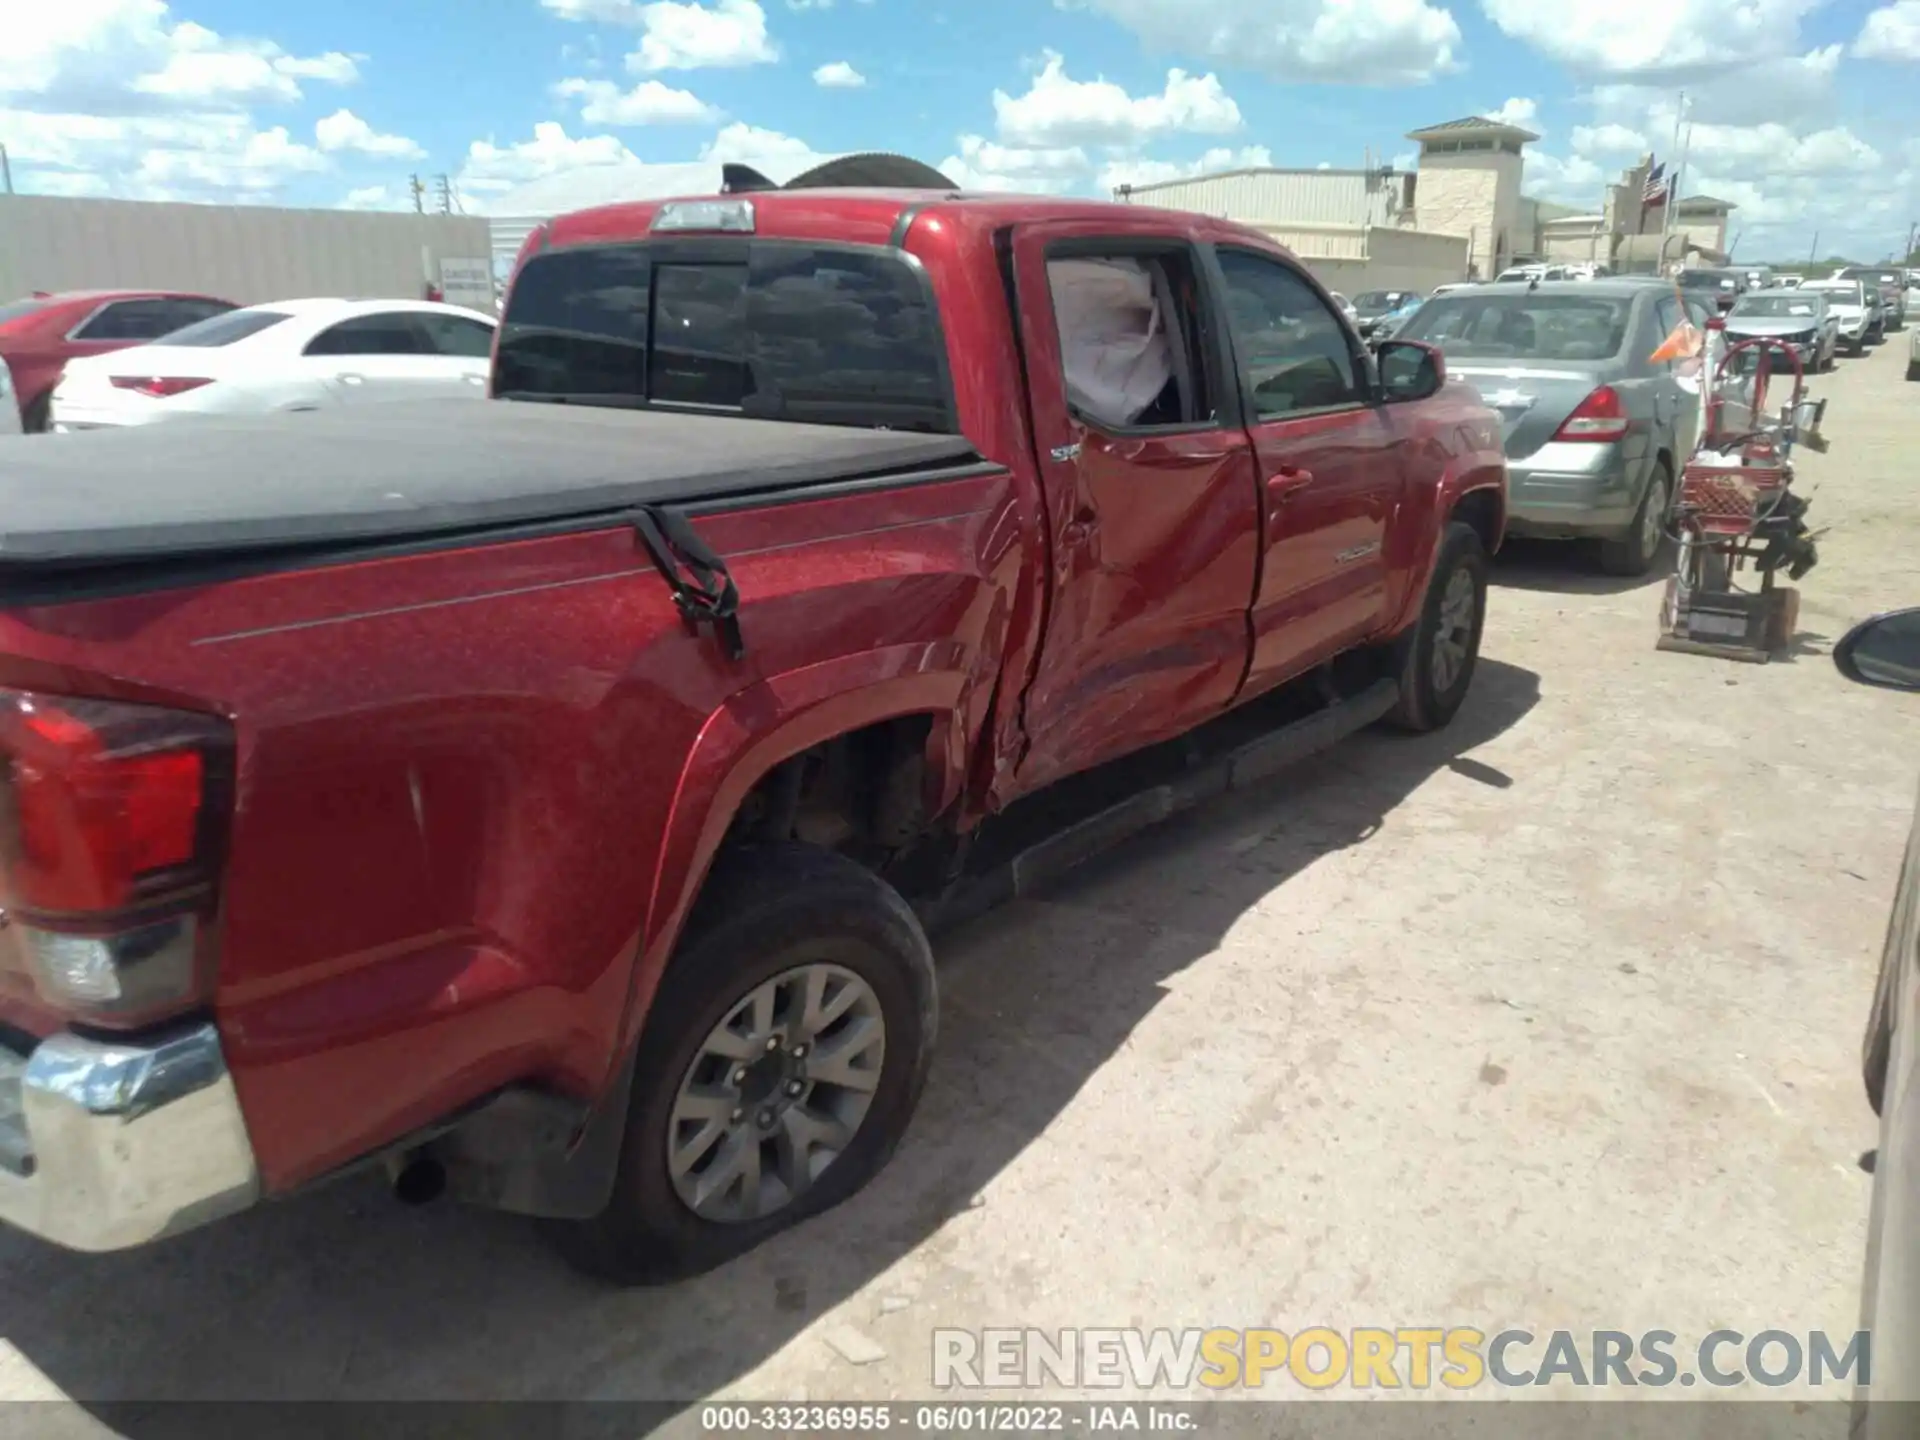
(540, 187, 1265, 252)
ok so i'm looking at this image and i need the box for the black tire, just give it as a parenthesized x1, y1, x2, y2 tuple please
(1384, 521, 1487, 734)
(19, 392, 49, 434)
(1907, 361, 1920, 382)
(550, 842, 937, 1285)
(1597, 459, 1672, 577)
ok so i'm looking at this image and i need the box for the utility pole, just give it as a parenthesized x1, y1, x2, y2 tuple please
(408, 174, 425, 214)
(0, 145, 12, 196)
(433, 173, 453, 215)
(1904, 220, 1917, 267)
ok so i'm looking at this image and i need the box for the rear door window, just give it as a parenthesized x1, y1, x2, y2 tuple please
(304, 313, 430, 357)
(494, 242, 954, 431)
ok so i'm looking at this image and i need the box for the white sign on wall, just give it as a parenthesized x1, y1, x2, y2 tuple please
(439, 257, 496, 313)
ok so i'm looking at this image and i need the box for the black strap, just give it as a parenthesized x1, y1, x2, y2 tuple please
(628, 505, 746, 660)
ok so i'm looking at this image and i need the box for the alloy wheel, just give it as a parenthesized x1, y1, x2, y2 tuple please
(666, 963, 886, 1224)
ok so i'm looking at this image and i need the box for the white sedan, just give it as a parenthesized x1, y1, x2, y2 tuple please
(50, 298, 497, 430)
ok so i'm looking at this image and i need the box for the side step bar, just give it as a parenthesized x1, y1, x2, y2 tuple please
(921, 676, 1399, 933)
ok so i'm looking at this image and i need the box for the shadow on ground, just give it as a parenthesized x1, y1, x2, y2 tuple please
(1490, 537, 1670, 598)
(0, 662, 1542, 1425)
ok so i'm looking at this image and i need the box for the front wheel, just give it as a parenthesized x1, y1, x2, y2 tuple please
(1384, 521, 1488, 734)
(550, 843, 938, 1285)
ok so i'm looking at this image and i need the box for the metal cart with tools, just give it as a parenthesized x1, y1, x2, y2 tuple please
(1657, 329, 1825, 663)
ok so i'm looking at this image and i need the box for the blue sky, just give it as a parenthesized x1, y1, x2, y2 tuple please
(6, 0, 1920, 261)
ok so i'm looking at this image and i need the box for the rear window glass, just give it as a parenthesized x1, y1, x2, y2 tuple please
(156, 310, 291, 347)
(0, 299, 46, 327)
(1395, 294, 1634, 361)
(495, 242, 954, 432)
(1733, 295, 1821, 318)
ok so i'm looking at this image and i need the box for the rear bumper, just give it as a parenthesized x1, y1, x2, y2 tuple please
(0, 1022, 258, 1252)
(1503, 444, 1640, 540)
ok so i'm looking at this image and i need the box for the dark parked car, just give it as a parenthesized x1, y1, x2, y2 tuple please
(1392, 278, 1701, 576)
(1676, 267, 1746, 313)
(0, 290, 237, 432)
(1350, 289, 1421, 339)
(1841, 608, 1920, 1420)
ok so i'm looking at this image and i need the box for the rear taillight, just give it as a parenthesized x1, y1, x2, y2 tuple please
(0, 690, 232, 1026)
(1553, 385, 1629, 442)
(109, 376, 213, 398)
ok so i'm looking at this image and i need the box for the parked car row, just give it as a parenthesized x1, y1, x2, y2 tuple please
(0, 290, 498, 432)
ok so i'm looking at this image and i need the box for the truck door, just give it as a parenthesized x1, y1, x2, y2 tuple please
(1209, 245, 1407, 698)
(1006, 224, 1261, 795)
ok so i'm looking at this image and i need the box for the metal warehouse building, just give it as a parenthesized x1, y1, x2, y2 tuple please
(1, 195, 498, 312)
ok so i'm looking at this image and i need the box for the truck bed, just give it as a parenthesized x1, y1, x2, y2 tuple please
(0, 402, 981, 567)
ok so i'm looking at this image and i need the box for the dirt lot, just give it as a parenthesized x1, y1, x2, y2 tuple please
(2, 339, 1917, 1425)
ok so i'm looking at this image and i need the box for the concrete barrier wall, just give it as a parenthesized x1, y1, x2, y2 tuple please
(0, 196, 495, 310)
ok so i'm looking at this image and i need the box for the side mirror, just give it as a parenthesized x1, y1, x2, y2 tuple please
(1375, 339, 1445, 403)
(1835, 608, 1920, 692)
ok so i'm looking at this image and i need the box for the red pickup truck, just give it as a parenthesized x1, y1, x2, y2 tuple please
(0, 187, 1504, 1283)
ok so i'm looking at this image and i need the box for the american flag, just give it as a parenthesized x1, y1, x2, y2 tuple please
(1642, 161, 1668, 206)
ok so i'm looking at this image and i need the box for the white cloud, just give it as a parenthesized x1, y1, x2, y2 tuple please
(812, 60, 866, 87)
(1522, 150, 1609, 204)
(938, 134, 1091, 192)
(1855, 1, 1920, 60)
(460, 120, 642, 189)
(554, 75, 720, 122)
(629, 0, 777, 70)
(132, 123, 328, 195)
(0, 3, 360, 113)
(1058, 0, 1460, 84)
(1569, 122, 1648, 156)
(314, 108, 424, 159)
(992, 52, 1241, 148)
(459, 120, 838, 215)
(1099, 145, 1274, 192)
(540, 0, 647, 19)
(1481, 0, 1823, 74)
(1485, 96, 1539, 133)
(339, 183, 407, 210)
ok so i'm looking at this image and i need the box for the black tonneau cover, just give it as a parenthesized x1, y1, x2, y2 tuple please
(0, 402, 981, 566)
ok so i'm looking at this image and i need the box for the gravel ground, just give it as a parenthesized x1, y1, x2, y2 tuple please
(1, 335, 1916, 1432)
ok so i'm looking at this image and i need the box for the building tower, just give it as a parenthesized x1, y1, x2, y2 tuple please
(1404, 116, 1539, 280)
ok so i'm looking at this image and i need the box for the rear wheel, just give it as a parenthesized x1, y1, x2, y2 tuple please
(550, 843, 937, 1285)
(1598, 460, 1671, 577)
(1384, 521, 1487, 734)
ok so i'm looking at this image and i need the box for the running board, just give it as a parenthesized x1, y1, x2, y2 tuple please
(922, 677, 1399, 933)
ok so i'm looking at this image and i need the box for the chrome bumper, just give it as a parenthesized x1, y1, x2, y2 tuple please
(0, 1022, 258, 1252)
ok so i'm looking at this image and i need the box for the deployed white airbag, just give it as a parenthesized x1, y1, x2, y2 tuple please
(1047, 257, 1173, 427)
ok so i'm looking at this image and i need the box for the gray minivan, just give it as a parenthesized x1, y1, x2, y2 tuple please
(1392, 279, 1700, 575)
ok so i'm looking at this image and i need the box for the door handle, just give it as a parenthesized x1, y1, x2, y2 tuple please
(1266, 466, 1314, 499)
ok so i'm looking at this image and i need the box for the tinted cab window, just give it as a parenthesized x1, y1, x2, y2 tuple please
(495, 243, 954, 431)
(74, 297, 231, 342)
(1216, 250, 1362, 416)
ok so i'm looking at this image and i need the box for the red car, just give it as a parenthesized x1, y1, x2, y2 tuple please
(0, 289, 238, 431)
(0, 185, 1506, 1281)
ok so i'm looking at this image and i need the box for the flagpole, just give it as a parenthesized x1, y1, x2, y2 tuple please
(1658, 92, 1689, 272)
(1660, 93, 1693, 272)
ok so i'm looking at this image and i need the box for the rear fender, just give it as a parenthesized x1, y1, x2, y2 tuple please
(619, 642, 976, 1058)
